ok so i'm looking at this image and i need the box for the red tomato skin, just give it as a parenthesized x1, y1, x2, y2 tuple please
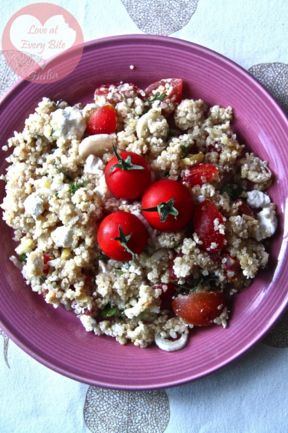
(43, 253, 53, 274)
(141, 179, 193, 232)
(157, 283, 176, 310)
(172, 291, 225, 326)
(192, 200, 226, 253)
(236, 199, 254, 217)
(86, 105, 117, 135)
(105, 152, 151, 200)
(182, 163, 219, 187)
(145, 78, 183, 104)
(97, 211, 148, 261)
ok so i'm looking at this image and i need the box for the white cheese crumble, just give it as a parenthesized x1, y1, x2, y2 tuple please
(24, 193, 45, 218)
(51, 106, 86, 140)
(51, 226, 73, 248)
(247, 190, 271, 208)
(255, 205, 277, 240)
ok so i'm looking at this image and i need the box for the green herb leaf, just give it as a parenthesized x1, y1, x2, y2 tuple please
(69, 181, 87, 194)
(221, 183, 242, 200)
(148, 92, 166, 103)
(142, 198, 179, 223)
(138, 311, 158, 322)
(180, 144, 191, 157)
(100, 305, 120, 319)
(110, 145, 144, 173)
(18, 253, 27, 263)
(113, 225, 136, 259)
(175, 277, 203, 295)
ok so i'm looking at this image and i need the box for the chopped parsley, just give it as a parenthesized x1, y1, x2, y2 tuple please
(100, 305, 120, 319)
(18, 253, 27, 263)
(221, 183, 242, 200)
(148, 92, 166, 103)
(69, 181, 87, 194)
(180, 144, 191, 157)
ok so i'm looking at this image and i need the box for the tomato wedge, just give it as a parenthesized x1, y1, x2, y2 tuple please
(86, 105, 117, 135)
(182, 163, 219, 187)
(172, 291, 225, 326)
(145, 78, 183, 114)
(192, 200, 226, 253)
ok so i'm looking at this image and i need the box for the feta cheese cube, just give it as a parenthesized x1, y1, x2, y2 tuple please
(51, 226, 73, 248)
(24, 193, 45, 218)
(247, 190, 271, 208)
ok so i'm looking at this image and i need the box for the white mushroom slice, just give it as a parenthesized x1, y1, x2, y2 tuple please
(155, 332, 188, 352)
(136, 108, 167, 139)
(98, 260, 108, 273)
(246, 190, 271, 208)
(79, 134, 116, 158)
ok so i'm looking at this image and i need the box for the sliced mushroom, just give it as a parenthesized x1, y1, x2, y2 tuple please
(155, 332, 188, 352)
(98, 260, 108, 273)
(136, 108, 161, 139)
(79, 133, 116, 158)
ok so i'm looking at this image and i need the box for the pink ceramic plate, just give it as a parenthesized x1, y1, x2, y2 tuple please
(0, 35, 287, 390)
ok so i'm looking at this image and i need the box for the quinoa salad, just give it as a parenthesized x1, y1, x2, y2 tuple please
(0, 79, 277, 351)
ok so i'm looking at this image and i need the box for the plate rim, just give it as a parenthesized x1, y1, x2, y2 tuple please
(0, 34, 288, 390)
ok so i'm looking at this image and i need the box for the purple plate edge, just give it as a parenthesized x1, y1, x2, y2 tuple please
(0, 34, 287, 390)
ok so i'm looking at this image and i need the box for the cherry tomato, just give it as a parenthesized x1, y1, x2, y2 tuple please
(192, 200, 226, 253)
(141, 179, 193, 232)
(105, 149, 151, 200)
(172, 291, 225, 326)
(97, 211, 148, 261)
(182, 163, 219, 187)
(86, 105, 117, 135)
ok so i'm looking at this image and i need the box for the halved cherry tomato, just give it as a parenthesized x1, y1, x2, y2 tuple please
(86, 105, 117, 135)
(192, 200, 226, 253)
(182, 163, 219, 187)
(97, 211, 148, 261)
(141, 179, 193, 232)
(172, 291, 225, 326)
(105, 149, 151, 200)
(145, 78, 183, 103)
(145, 78, 183, 114)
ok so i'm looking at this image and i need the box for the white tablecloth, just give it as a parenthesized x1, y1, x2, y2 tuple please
(1, 1, 288, 432)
